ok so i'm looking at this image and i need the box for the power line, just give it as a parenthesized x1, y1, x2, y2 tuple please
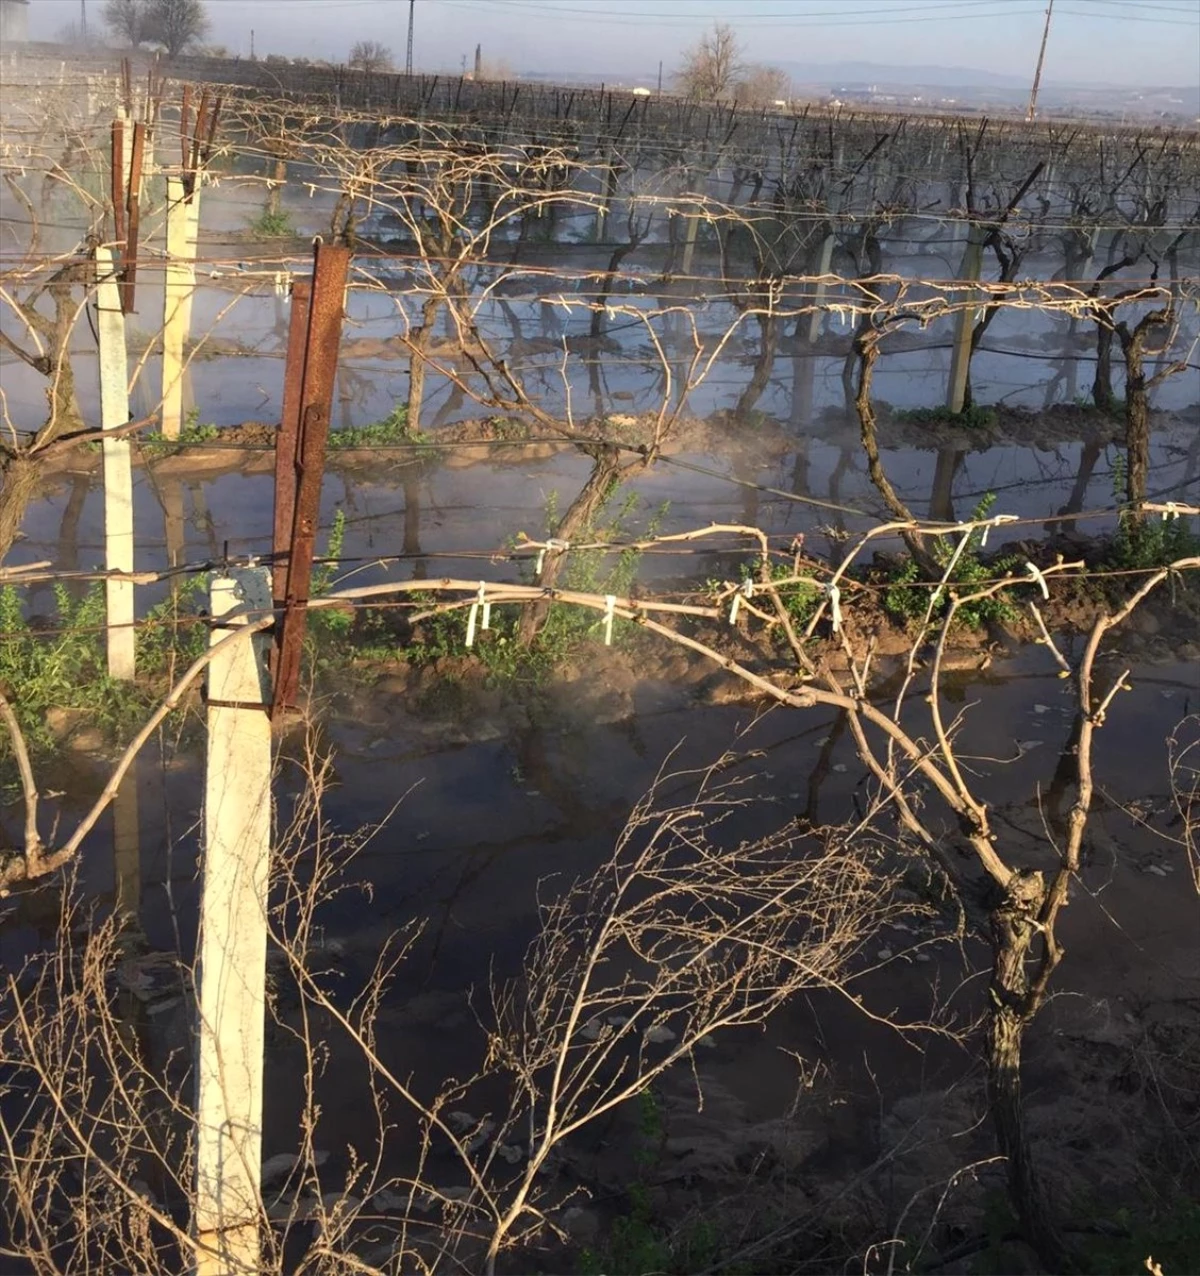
(440, 0, 1044, 26)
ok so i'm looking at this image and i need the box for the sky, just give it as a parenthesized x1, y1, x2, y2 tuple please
(29, 0, 1200, 88)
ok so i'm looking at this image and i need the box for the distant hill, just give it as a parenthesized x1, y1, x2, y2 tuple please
(774, 60, 1033, 90)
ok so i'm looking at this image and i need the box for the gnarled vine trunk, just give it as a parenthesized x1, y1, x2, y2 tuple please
(1116, 308, 1170, 515)
(516, 446, 625, 645)
(986, 870, 1075, 1272)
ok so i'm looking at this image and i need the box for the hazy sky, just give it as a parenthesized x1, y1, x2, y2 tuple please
(30, 0, 1200, 87)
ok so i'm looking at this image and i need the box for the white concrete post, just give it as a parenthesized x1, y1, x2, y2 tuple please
(180, 192, 202, 355)
(195, 567, 273, 1276)
(946, 223, 986, 414)
(95, 245, 136, 680)
(162, 177, 196, 439)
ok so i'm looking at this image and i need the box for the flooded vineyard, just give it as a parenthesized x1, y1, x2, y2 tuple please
(1, 52, 1199, 1276)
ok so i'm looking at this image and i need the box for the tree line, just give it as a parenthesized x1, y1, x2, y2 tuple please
(101, 0, 210, 58)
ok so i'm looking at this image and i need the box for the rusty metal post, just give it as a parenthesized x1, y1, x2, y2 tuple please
(111, 119, 126, 253)
(272, 243, 351, 714)
(121, 121, 146, 315)
(272, 278, 312, 604)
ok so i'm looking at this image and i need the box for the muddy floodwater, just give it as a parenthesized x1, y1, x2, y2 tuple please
(3, 78, 1200, 1275)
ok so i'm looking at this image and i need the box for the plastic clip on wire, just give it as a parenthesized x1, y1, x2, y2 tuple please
(534, 538, 570, 575)
(1024, 562, 1050, 600)
(465, 582, 489, 648)
(729, 579, 754, 625)
(824, 583, 843, 632)
(980, 513, 1019, 548)
(603, 594, 616, 646)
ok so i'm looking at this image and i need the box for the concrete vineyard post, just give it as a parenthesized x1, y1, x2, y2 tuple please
(194, 568, 273, 1276)
(95, 244, 136, 681)
(162, 176, 196, 439)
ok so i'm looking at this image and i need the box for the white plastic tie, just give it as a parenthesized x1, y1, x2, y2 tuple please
(465, 589, 484, 648)
(603, 594, 616, 645)
(478, 581, 491, 631)
(729, 578, 754, 625)
(1162, 501, 1178, 522)
(980, 513, 1018, 547)
(534, 538, 570, 576)
(824, 583, 843, 632)
(1024, 561, 1050, 600)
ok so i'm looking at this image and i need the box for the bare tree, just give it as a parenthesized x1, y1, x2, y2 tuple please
(675, 22, 743, 101)
(348, 40, 393, 74)
(145, 0, 209, 57)
(103, 0, 151, 47)
(734, 64, 790, 107)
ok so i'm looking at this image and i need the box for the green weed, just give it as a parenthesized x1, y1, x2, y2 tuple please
(736, 559, 821, 629)
(1107, 455, 1198, 570)
(248, 207, 295, 238)
(309, 509, 354, 646)
(895, 403, 998, 430)
(139, 407, 222, 454)
(0, 581, 204, 769)
(327, 405, 426, 450)
(1109, 510, 1199, 571)
(881, 493, 1020, 630)
(402, 490, 665, 687)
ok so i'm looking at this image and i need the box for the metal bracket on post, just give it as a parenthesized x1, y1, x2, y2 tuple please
(271, 241, 351, 716)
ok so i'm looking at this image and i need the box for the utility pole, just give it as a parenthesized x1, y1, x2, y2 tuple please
(250, 27, 255, 60)
(1027, 0, 1054, 122)
(406, 0, 415, 75)
(80, 0, 87, 40)
(657, 60, 663, 95)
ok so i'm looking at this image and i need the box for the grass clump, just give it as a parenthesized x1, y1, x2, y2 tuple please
(0, 579, 208, 771)
(327, 405, 427, 450)
(895, 403, 998, 430)
(139, 417, 222, 455)
(247, 207, 295, 238)
(1109, 509, 1198, 571)
(880, 493, 1020, 630)
(403, 490, 665, 687)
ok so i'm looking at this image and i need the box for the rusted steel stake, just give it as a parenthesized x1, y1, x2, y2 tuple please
(122, 121, 146, 315)
(180, 84, 193, 191)
(273, 278, 312, 606)
(111, 119, 126, 254)
(272, 242, 351, 715)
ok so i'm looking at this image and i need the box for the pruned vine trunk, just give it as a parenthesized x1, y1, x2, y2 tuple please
(732, 312, 780, 420)
(0, 454, 42, 564)
(405, 293, 446, 431)
(853, 328, 934, 572)
(1116, 308, 1169, 516)
(516, 446, 625, 645)
(1093, 322, 1116, 413)
(590, 238, 641, 341)
(986, 870, 1075, 1272)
